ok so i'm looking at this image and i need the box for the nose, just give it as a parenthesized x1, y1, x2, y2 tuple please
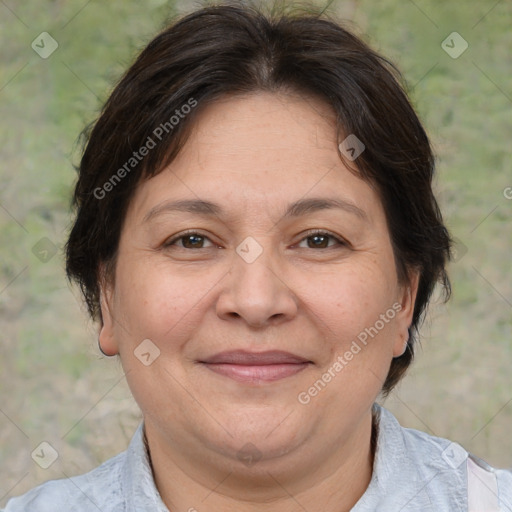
(215, 240, 298, 328)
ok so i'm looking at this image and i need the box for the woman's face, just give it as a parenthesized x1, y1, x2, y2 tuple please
(100, 91, 417, 479)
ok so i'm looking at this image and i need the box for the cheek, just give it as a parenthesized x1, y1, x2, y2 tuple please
(301, 260, 399, 389)
(305, 262, 395, 333)
(113, 256, 219, 346)
(300, 269, 398, 411)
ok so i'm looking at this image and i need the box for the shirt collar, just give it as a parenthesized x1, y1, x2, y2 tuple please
(352, 404, 467, 511)
(122, 422, 169, 511)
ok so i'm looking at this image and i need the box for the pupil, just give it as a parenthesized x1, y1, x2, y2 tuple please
(186, 235, 202, 248)
(310, 235, 327, 248)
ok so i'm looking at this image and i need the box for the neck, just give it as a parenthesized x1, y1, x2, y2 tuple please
(144, 409, 376, 512)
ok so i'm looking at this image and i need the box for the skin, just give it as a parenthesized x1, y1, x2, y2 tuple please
(99, 91, 419, 512)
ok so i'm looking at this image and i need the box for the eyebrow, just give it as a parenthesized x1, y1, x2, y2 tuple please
(143, 197, 368, 224)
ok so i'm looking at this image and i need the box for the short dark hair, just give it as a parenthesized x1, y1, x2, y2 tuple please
(65, 1, 452, 394)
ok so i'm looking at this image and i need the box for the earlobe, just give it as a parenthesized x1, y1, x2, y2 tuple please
(393, 329, 410, 358)
(392, 271, 420, 358)
(98, 285, 119, 357)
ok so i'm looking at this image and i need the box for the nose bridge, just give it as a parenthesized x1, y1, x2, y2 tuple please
(216, 235, 297, 326)
(234, 235, 279, 291)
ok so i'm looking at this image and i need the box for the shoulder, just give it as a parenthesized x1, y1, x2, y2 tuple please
(2, 451, 126, 512)
(3, 423, 168, 512)
(376, 405, 512, 509)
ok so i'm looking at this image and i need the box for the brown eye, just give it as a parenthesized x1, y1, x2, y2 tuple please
(309, 234, 330, 248)
(164, 232, 214, 249)
(297, 231, 344, 249)
(181, 234, 206, 248)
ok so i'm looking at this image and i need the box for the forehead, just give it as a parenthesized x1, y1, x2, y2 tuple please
(128, 91, 382, 224)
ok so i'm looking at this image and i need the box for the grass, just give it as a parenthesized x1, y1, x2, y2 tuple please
(1, 0, 511, 505)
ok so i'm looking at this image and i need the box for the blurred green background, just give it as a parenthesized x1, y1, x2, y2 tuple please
(1, 0, 511, 505)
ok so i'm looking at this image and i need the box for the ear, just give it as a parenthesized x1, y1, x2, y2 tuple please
(392, 270, 420, 358)
(98, 267, 119, 357)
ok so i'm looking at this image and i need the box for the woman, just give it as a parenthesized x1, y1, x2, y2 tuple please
(4, 2, 511, 511)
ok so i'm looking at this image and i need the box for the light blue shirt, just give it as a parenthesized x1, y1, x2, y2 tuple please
(3, 405, 512, 511)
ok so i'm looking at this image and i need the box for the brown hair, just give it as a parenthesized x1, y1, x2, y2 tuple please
(65, 1, 452, 394)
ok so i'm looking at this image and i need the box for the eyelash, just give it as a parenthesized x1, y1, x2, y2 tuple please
(163, 229, 347, 250)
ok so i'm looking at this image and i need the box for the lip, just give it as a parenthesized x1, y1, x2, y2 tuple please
(199, 350, 311, 365)
(202, 362, 311, 383)
(199, 350, 312, 384)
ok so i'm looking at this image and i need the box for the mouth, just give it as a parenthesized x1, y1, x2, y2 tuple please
(199, 350, 313, 384)
(201, 362, 311, 383)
